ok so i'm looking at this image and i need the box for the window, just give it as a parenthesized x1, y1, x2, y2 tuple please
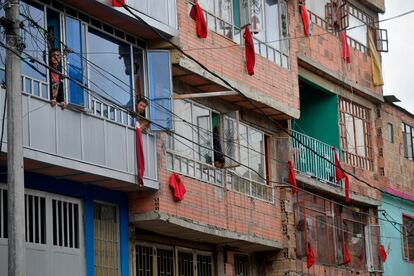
(387, 123, 394, 143)
(234, 255, 249, 276)
(135, 243, 214, 276)
(65, 16, 88, 107)
(25, 194, 46, 244)
(94, 202, 119, 276)
(402, 214, 414, 262)
(402, 123, 414, 160)
(147, 51, 173, 131)
(294, 191, 375, 269)
(52, 198, 80, 248)
(339, 98, 372, 170)
(190, 0, 289, 67)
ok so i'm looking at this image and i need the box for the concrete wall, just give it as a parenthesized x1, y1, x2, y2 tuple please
(380, 193, 414, 276)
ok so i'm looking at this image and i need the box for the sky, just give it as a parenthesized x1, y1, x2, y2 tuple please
(380, 1, 414, 113)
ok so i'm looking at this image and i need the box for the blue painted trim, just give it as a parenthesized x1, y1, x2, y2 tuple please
(0, 168, 130, 276)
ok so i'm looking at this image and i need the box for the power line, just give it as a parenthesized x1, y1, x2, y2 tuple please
(6, 4, 410, 227)
(117, 0, 411, 207)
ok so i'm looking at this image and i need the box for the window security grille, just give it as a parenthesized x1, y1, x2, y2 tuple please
(135, 243, 214, 276)
(25, 194, 46, 244)
(234, 255, 249, 276)
(52, 199, 80, 248)
(94, 202, 119, 276)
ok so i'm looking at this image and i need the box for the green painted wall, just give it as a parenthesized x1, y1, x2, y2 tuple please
(293, 78, 341, 150)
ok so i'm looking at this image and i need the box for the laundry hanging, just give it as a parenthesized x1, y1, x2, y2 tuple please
(189, 2, 208, 39)
(300, 4, 310, 37)
(368, 29, 384, 86)
(379, 244, 387, 263)
(243, 26, 255, 76)
(169, 173, 187, 202)
(343, 241, 351, 265)
(112, 0, 125, 7)
(333, 147, 350, 203)
(340, 31, 351, 64)
(307, 242, 316, 269)
(288, 161, 298, 194)
(136, 127, 145, 186)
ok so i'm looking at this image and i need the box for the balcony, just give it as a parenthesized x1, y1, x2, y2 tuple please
(61, 0, 178, 39)
(291, 130, 338, 186)
(0, 85, 158, 191)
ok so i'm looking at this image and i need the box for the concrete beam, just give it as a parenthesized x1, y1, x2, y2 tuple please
(130, 211, 284, 251)
(296, 173, 381, 206)
(174, 54, 301, 119)
(173, 91, 238, 99)
(297, 54, 384, 103)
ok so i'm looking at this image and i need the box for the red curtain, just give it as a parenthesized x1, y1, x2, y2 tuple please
(333, 147, 350, 203)
(340, 31, 351, 63)
(300, 5, 310, 36)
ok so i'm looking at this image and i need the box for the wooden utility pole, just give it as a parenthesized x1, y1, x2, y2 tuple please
(5, 0, 26, 275)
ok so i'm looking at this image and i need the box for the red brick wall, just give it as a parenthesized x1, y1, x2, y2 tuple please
(175, 0, 300, 112)
(381, 104, 414, 195)
(129, 133, 283, 244)
(295, 0, 382, 98)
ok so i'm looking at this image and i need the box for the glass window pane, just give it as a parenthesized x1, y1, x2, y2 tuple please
(174, 100, 194, 159)
(236, 124, 249, 178)
(354, 118, 366, 157)
(147, 51, 173, 131)
(249, 128, 265, 183)
(20, 1, 47, 82)
(345, 114, 355, 154)
(88, 29, 132, 108)
(193, 104, 212, 164)
(66, 17, 87, 106)
(348, 15, 367, 46)
(265, 0, 280, 50)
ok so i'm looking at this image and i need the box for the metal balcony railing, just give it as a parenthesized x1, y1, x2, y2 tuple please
(291, 130, 338, 186)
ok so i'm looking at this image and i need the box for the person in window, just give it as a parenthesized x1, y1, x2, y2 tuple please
(213, 126, 225, 169)
(49, 49, 66, 109)
(136, 98, 149, 130)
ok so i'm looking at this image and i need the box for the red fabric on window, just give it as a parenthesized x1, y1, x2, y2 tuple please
(340, 31, 351, 63)
(243, 26, 255, 76)
(189, 3, 208, 38)
(380, 244, 387, 263)
(343, 242, 351, 265)
(169, 173, 186, 202)
(300, 5, 310, 37)
(307, 242, 316, 269)
(136, 127, 145, 186)
(288, 161, 298, 194)
(112, 0, 125, 7)
(333, 147, 350, 203)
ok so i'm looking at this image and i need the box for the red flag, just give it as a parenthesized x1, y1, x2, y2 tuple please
(307, 242, 316, 269)
(287, 161, 298, 194)
(169, 173, 186, 202)
(379, 244, 387, 263)
(333, 147, 350, 203)
(112, 0, 125, 7)
(300, 5, 310, 37)
(340, 31, 351, 63)
(189, 3, 208, 38)
(243, 26, 255, 76)
(343, 242, 351, 265)
(136, 127, 145, 186)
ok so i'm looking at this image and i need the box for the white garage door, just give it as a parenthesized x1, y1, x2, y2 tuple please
(0, 186, 84, 276)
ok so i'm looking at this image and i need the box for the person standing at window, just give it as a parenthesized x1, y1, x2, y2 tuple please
(136, 98, 149, 130)
(49, 49, 66, 109)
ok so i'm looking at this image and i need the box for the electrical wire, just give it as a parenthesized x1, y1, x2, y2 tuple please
(116, 0, 413, 208)
(14, 2, 411, 227)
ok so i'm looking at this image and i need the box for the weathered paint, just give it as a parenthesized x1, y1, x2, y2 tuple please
(0, 168, 129, 276)
(380, 192, 414, 276)
(294, 77, 340, 150)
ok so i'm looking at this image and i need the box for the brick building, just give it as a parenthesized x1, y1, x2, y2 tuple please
(129, 0, 390, 275)
(0, 0, 398, 275)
